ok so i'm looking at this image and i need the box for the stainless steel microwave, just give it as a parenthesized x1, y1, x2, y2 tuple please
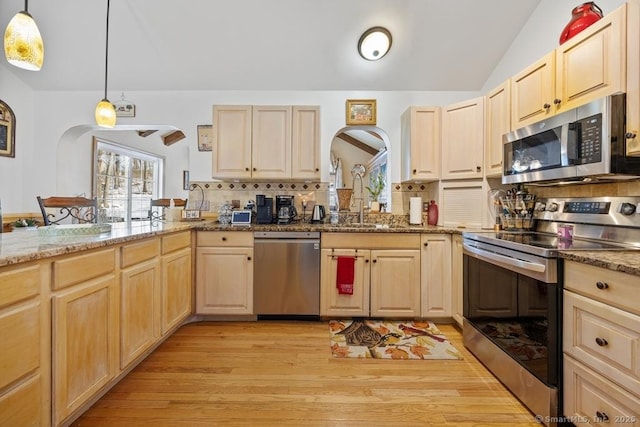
(502, 94, 640, 184)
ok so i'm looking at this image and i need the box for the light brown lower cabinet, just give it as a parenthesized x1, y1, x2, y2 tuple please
(161, 246, 192, 334)
(52, 275, 119, 426)
(0, 261, 49, 426)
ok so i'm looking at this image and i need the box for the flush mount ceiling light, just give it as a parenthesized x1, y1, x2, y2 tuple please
(3, 0, 44, 71)
(95, 0, 116, 128)
(357, 27, 392, 61)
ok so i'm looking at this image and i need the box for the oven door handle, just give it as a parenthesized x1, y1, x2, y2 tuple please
(463, 243, 546, 274)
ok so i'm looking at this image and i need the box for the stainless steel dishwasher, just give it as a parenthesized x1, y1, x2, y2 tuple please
(253, 231, 320, 317)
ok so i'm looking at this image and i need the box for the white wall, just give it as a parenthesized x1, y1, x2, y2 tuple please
(483, 0, 627, 92)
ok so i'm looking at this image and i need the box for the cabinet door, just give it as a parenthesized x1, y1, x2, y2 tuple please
(627, 0, 640, 156)
(511, 52, 555, 129)
(195, 247, 253, 315)
(291, 106, 321, 179)
(161, 247, 192, 335)
(420, 235, 452, 318)
(212, 105, 252, 179)
(320, 249, 370, 317)
(441, 97, 485, 179)
(555, 5, 626, 112)
(450, 234, 463, 327)
(52, 276, 118, 425)
(120, 259, 160, 369)
(400, 106, 441, 181)
(370, 249, 421, 317)
(485, 81, 510, 177)
(252, 106, 291, 179)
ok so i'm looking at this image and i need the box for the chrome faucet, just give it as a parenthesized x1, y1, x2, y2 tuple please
(352, 171, 365, 224)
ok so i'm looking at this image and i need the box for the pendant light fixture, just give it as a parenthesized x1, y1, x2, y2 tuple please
(3, 0, 44, 71)
(357, 27, 392, 61)
(95, 0, 116, 128)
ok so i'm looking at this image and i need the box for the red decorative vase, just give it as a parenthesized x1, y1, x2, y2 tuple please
(559, 2, 603, 45)
(427, 200, 438, 226)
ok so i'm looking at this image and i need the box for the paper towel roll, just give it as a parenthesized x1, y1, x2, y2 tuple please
(409, 197, 422, 225)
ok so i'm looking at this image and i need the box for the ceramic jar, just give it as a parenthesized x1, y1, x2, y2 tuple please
(559, 2, 603, 44)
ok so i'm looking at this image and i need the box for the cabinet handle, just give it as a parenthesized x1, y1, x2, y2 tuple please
(596, 281, 608, 290)
(543, 103, 551, 109)
(222, 237, 227, 241)
(595, 411, 609, 422)
(553, 98, 561, 105)
(626, 131, 637, 139)
(595, 337, 608, 347)
(247, 256, 252, 261)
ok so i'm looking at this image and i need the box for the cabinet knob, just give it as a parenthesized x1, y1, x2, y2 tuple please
(424, 242, 429, 247)
(625, 131, 637, 139)
(365, 259, 369, 263)
(595, 337, 608, 347)
(595, 411, 609, 422)
(372, 259, 377, 263)
(222, 237, 227, 241)
(596, 281, 608, 290)
(476, 166, 481, 172)
(553, 98, 561, 105)
(413, 169, 417, 174)
(247, 256, 252, 261)
(315, 168, 319, 172)
(245, 167, 249, 171)
(543, 103, 551, 109)
(253, 167, 256, 171)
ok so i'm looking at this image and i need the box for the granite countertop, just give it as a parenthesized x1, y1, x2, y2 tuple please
(0, 220, 468, 267)
(559, 250, 640, 277)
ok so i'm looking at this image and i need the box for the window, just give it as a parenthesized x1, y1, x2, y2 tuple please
(93, 138, 164, 222)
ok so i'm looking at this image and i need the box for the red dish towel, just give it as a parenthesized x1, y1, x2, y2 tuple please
(336, 256, 355, 295)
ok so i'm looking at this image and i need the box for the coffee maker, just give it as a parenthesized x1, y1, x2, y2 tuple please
(275, 195, 297, 224)
(255, 195, 273, 224)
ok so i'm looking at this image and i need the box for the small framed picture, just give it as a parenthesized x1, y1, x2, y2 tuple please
(114, 101, 135, 117)
(181, 209, 201, 220)
(197, 124, 213, 151)
(0, 99, 15, 158)
(346, 99, 377, 125)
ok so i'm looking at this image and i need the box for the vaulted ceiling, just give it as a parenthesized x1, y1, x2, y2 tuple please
(1, 0, 542, 92)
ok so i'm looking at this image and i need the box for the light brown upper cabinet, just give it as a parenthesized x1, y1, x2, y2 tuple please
(626, 0, 640, 156)
(484, 80, 511, 178)
(400, 106, 441, 182)
(441, 97, 485, 180)
(511, 4, 627, 129)
(212, 105, 320, 180)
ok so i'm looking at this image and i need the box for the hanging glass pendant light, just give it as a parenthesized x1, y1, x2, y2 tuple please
(95, 0, 116, 128)
(4, 0, 44, 71)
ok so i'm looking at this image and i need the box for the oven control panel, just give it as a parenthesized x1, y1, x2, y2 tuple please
(535, 196, 640, 227)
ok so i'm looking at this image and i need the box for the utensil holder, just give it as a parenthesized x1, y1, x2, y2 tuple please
(336, 188, 353, 211)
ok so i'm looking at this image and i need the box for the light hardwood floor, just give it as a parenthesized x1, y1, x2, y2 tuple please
(73, 321, 540, 426)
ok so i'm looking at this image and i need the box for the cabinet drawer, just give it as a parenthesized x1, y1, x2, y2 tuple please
(564, 291, 640, 394)
(162, 231, 191, 254)
(565, 260, 639, 316)
(0, 263, 41, 308)
(52, 248, 116, 290)
(0, 302, 40, 391)
(321, 233, 420, 249)
(197, 231, 252, 247)
(121, 238, 160, 268)
(564, 356, 639, 426)
(0, 375, 43, 427)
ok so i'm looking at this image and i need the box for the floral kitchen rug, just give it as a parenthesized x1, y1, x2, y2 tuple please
(329, 319, 463, 360)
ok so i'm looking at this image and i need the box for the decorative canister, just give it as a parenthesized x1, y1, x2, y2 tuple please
(559, 2, 603, 44)
(336, 188, 353, 211)
(427, 200, 438, 226)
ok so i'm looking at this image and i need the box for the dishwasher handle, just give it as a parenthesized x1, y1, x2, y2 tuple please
(254, 239, 320, 245)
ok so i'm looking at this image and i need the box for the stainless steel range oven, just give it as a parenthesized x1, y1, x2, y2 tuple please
(462, 196, 640, 426)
